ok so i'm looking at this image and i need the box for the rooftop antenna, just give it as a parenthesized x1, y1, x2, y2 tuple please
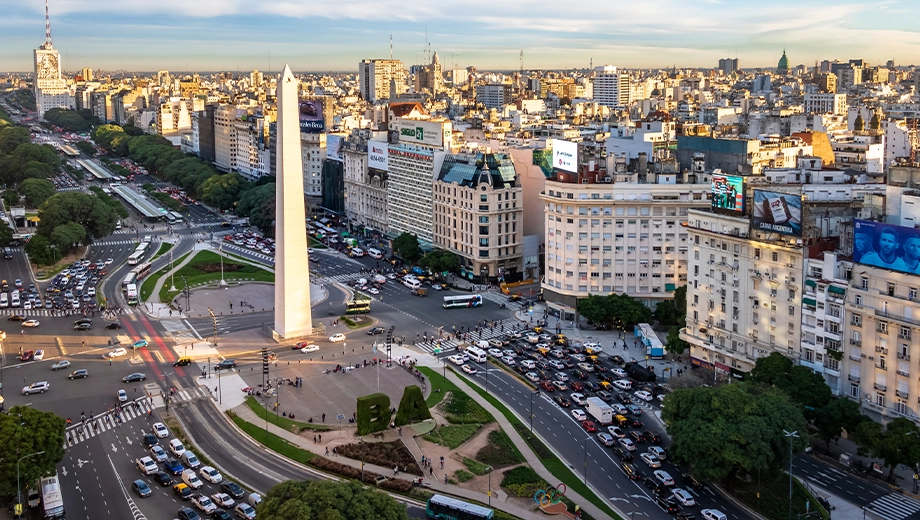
(425, 27, 429, 64)
(520, 50, 524, 74)
(44, 0, 53, 48)
(389, 34, 393, 60)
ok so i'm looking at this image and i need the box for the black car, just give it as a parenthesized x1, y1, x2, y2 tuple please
(572, 368, 588, 380)
(676, 513, 695, 520)
(554, 396, 571, 408)
(74, 323, 92, 331)
(105, 323, 122, 330)
(177, 506, 200, 520)
(583, 381, 600, 392)
(616, 392, 632, 404)
(8, 314, 25, 321)
(609, 355, 625, 365)
(153, 472, 173, 486)
(613, 447, 633, 461)
(514, 365, 528, 375)
(537, 361, 551, 371)
(628, 417, 644, 428)
(645, 430, 662, 444)
(74, 318, 92, 325)
(596, 372, 613, 382)
(656, 495, 681, 514)
(215, 360, 237, 370)
(621, 461, 640, 480)
(629, 430, 646, 443)
(681, 473, 703, 490)
(596, 390, 612, 402)
(644, 477, 666, 494)
(68, 369, 89, 379)
(221, 481, 245, 499)
(143, 433, 158, 447)
(211, 510, 232, 520)
(366, 327, 385, 335)
(123, 373, 146, 383)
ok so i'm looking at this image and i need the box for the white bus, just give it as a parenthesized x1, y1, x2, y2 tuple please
(126, 283, 139, 305)
(135, 242, 149, 254)
(127, 251, 144, 265)
(464, 345, 488, 363)
(40, 473, 65, 519)
(131, 262, 152, 280)
(168, 211, 184, 224)
(443, 294, 484, 309)
(122, 272, 138, 290)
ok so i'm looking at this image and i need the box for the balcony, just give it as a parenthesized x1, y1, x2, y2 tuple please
(875, 309, 920, 328)
(848, 375, 860, 382)
(897, 369, 910, 377)
(849, 354, 862, 362)
(897, 390, 909, 399)
(874, 383, 887, 391)
(875, 346, 888, 355)
(898, 352, 911, 361)
(850, 339, 862, 346)
(899, 332, 912, 340)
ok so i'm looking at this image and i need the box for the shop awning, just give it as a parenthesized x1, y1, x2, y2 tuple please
(802, 297, 817, 307)
(828, 285, 846, 295)
(665, 283, 676, 292)
(805, 279, 817, 287)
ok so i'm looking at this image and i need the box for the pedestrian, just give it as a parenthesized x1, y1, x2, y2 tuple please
(325, 447, 329, 456)
(314, 435, 317, 443)
(398, 427, 402, 438)
(333, 447, 337, 456)
(429, 466, 434, 477)
(440, 456, 444, 469)
(322, 413, 325, 422)
(319, 434, 322, 442)
(394, 465, 399, 476)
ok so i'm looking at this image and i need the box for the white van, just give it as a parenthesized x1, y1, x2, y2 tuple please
(350, 248, 365, 257)
(403, 279, 421, 290)
(10, 291, 20, 308)
(367, 248, 383, 259)
(465, 346, 488, 363)
(0, 293, 8, 308)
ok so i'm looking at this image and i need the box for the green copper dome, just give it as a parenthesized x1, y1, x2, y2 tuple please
(777, 50, 789, 72)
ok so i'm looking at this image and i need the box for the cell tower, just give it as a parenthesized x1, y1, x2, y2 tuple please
(44, 0, 53, 48)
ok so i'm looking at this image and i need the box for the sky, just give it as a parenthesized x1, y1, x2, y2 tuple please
(1, 0, 920, 73)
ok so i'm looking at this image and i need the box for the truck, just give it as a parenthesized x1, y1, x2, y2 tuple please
(585, 396, 614, 425)
(411, 288, 428, 297)
(625, 361, 657, 383)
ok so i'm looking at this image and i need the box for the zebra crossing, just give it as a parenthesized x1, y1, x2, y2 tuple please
(415, 318, 523, 354)
(865, 493, 920, 520)
(64, 397, 154, 448)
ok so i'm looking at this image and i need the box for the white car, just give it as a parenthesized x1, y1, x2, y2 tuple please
(487, 348, 503, 358)
(51, 360, 71, 371)
(149, 445, 167, 462)
(576, 362, 594, 373)
(571, 409, 587, 421)
(654, 470, 675, 486)
(672, 488, 695, 507)
(641, 452, 662, 468)
(611, 367, 628, 378)
(22, 381, 49, 395)
(193, 494, 217, 514)
(607, 426, 626, 438)
(152, 422, 169, 438)
(22, 320, 40, 327)
(520, 359, 536, 369)
(105, 348, 128, 359)
(105, 258, 113, 265)
(367, 288, 379, 295)
(328, 333, 346, 343)
(525, 372, 540, 383)
(613, 379, 633, 391)
(635, 390, 654, 402)
(612, 403, 629, 415)
(235, 503, 256, 520)
(136, 456, 157, 475)
(447, 355, 464, 366)
(200, 466, 223, 484)
(33, 350, 44, 361)
(169, 438, 186, 457)
(618, 437, 636, 451)
(117, 389, 128, 402)
(300, 344, 319, 353)
(570, 393, 587, 406)
(461, 364, 478, 375)
(501, 356, 516, 366)
(211, 493, 235, 508)
(597, 432, 615, 446)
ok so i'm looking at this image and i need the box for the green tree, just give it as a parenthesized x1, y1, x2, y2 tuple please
(0, 222, 12, 247)
(662, 383, 808, 483)
(74, 140, 96, 156)
(749, 352, 832, 416)
(392, 232, 422, 263)
(18, 178, 55, 207)
(199, 172, 247, 211)
(86, 186, 129, 219)
(259, 480, 408, 520)
(665, 325, 689, 355)
(578, 294, 612, 327)
(24, 234, 58, 265)
(607, 293, 652, 328)
(37, 191, 118, 241)
(419, 249, 459, 274)
(0, 126, 30, 154)
(49, 221, 87, 252)
(0, 406, 66, 500)
(813, 398, 868, 451)
(852, 418, 920, 482)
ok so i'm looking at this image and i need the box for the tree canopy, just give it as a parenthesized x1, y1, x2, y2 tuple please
(813, 398, 868, 451)
(852, 417, 920, 482)
(18, 178, 55, 207)
(419, 249, 459, 274)
(74, 140, 96, 156)
(392, 232, 421, 263)
(0, 126, 30, 155)
(748, 352, 833, 417)
(25, 234, 59, 266)
(578, 293, 652, 329)
(662, 383, 808, 483)
(36, 191, 119, 243)
(0, 406, 66, 499)
(236, 182, 276, 233)
(259, 480, 408, 520)
(42, 108, 98, 133)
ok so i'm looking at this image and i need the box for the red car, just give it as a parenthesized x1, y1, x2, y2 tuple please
(538, 381, 556, 392)
(570, 381, 585, 392)
(581, 420, 598, 433)
(20, 350, 34, 362)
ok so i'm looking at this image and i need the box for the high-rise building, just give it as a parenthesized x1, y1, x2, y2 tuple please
(475, 84, 512, 110)
(415, 52, 442, 95)
(804, 93, 848, 115)
(718, 58, 739, 75)
(593, 66, 629, 107)
(358, 59, 407, 103)
(33, 0, 73, 118)
(80, 67, 94, 82)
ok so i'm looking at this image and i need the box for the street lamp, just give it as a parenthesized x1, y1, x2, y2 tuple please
(17, 451, 44, 515)
(218, 241, 227, 287)
(164, 371, 175, 413)
(583, 435, 591, 484)
(530, 390, 539, 432)
(169, 246, 176, 292)
(784, 429, 799, 520)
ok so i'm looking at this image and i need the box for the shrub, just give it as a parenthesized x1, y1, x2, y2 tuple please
(476, 430, 525, 467)
(336, 441, 422, 476)
(311, 456, 377, 482)
(512, 422, 553, 459)
(501, 465, 548, 498)
(463, 457, 491, 476)
(455, 470, 475, 483)
(440, 392, 493, 424)
(395, 385, 432, 426)
(378, 477, 414, 493)
(356, 393, 392, 435)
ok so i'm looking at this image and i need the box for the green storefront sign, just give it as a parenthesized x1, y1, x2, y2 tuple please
(400, 127, 424, 140)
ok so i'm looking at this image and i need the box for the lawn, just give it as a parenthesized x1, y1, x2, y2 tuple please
(419, 366, 462, 408)
(140, 251, 190, 302)
(729, 470, 830, 520)
(227, 411, 316, 465)
(159, 250, 274, 302)
(152, 242, 174, 260)
(244, 396, 330, 432)
(422, 423, 482, 449)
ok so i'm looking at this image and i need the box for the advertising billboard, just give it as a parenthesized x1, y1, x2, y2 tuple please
(298, 99, 324, 133)
(854, 220, 920, 275)
(752, 190, 803, 236)
(396, 119, 449, 148)
(326, 135, 345, 162)
(552, 139, 578, 173)
(711, 174, 744, 214)
(367, 140, 389, 171)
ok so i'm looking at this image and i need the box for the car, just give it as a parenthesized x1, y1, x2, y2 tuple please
(551, 381, 568, 392)
(672, 488, 696, 507)
(164, 458, 185, 475)
(215, 360, 237, 370)
(569, 381, 585, 392)
(153, 472, 173, 486)
(106, 348, 128, 358)
(611, 367, 628, 378)
(200, 466, 223, 484)
(682, 473, 703, 490)
(74, 318, 92, 325)
(538, 381, 555, 392)
(597, 432, 615, 446)
(105, 257, 113, 264)
(656, 495, 681, 514)
(193, 494, 217, 514)
(150, 445, 168, 462)
(22, 381, 49, 395)
(32, 349, 44, 361)
(211, 493, 235, 508)
(132, 479, 152, 498)
(177, 506, 199, 520)
(51, 360, 71, 370)
(235, 503, 256, 520)
(621, 461, 641, 480)
(613, 447, 633, 461)
(627, 417, 644, 428)
(582, 420, 598, 432)
(570, 393, 587, 406)
(487, 348, 503, 358)
(118, 389, 128, 402)
(105, 323, 122, 330)
(630, 430, 647, 444)
(153, 422, 170, 438)
(133, 339, 148, 348)
(8, 314, 25, 321)
(22, 319, 39, 327)
(572, 368, 588, 380)
(501, 356, 516, 366)
(328, 333, 346, 342)
(635, 390, 654, 402)
(299, 344, 319, 353)
(554, 395, 571, 408)
(366, 327, 385, 335)
(644, 476, 666, 494)
(19, 350, 34, 361)
(123, 373, 146, 382)
(609, 355, 625, 365)
(74, 323, 92, 331)
(612, 403, 629, 415)
(607, 426, 626, 438)
(627, 404, 643, 415)
(553, 372, 568, 382)
(571, 409, 587, 421)
(641, 452, 662, 468)
(618, 437, 636, 451)
(616, 392, 633, 404)
(525, 372, 540, 383)
(169, 438, 187, 457)
(677, 513, 696, 520)
(461, 364, 478, 374)
(143, 433, 159, 447)
(701, 510, 727, 520)
(655, 470, 676, 486)
(646, 431, 663, 445)
(221, 481, 245, 499)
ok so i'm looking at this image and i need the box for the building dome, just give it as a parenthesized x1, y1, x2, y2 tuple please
(777, 50, 789, 73)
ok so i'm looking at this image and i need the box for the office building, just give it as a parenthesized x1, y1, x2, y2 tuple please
(718, 58, 738, 75)
(358, 59, 407, 103)
(804, 93, 848, 115)
(415, 52, 443, 95)
(33, 1, 73, 118)
(343, 130, 390, 235)
(593, 66, 629, 107)
(475, 84, 512, 110)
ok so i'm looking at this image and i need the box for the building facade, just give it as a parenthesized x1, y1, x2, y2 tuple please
(32, 8, 73, 119)
(343, 130, 389, 235)
(593, 66, 629, 108)
(358, 59, 407, 103)
(804, 93, 848, 115)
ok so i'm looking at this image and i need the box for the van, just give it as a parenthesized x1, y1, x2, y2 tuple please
(180, 451, 200, 469)
(246, 493, 262, 507)
(367, 248, 383, 259)
(404, 279, 421, 290)
(181, 469, 203, 489)
(702, 510, 728, 520)
(10, 291, 20, 307)
(350, 248, 364, 257)
(465, 346, 487, 363)
(173, 357, 192, 367)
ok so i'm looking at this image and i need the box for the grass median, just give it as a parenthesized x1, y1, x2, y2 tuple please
(227, 411, 316, 465)
(160, 250, 274, 302)
(152, 242, 174, 260)
(141, 251, 191, 302)
(244, 396, 331, 432)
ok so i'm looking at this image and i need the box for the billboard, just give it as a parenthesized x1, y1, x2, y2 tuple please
(368, 140, 389, 171)
(298, 99, 324, 133)
(752, 190, 803, 236)
(552, 139, 578, 173)
(854, 220, 920, 275)
(711, 174, 744, 214)
(326, 135, 344, 162)
(396, 119, 449, 148)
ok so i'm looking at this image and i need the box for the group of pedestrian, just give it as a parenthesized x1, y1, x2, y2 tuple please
(313, 434, 323, 443)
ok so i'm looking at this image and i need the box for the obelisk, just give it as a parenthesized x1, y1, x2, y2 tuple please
(273, 64, 312, 338)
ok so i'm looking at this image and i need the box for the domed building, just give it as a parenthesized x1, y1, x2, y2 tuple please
(777, 49, 790, 75)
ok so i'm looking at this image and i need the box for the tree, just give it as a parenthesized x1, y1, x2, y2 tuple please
(259, 480, 408, 520)
(36, 191, 118, 241)
(607, 293, 652, 328)
(18, 178, 55, 207)
(24, 234, 59, 266)
(50, 222, 87, 252)
(578, 294, 612, 328)
(665, 326, 688, 355)
(74, 140, 96, 156)
(0, 406, 66, 500)
(0, 222, 12, 247)
(0, 126, 30, 154)
(199, 172, 247, 211)
(813, 398, 868, 451)
(662, 383, 808, 484)
(852, 418, 920, 482)
(392, 232, 421, 263)
(419, 249, 459, 274)
(749, 353, 832, 416)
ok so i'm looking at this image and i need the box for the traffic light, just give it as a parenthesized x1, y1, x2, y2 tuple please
(261, 348, 269, 375)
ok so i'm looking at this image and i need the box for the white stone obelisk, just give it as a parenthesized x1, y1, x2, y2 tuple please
(273, 64, 312, 338)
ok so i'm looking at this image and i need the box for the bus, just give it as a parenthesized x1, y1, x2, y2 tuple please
(132, 262, 152, 280)
(40, 473, 65, 519)
(122, 272, 138, 290)
(127, 251, 145, 265)
(126, 283, 139, 305)
(426, 494, 493, 520)
(135, 242, 149, 254)
(345, 300, 371, 314)
(443, 294, 484, 309)
(168, 211, 184, 224)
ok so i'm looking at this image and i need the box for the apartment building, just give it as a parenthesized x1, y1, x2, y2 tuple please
(358, 59, 407, 103)
(593, 66, 629, 107)
(301, 133, 326, 199)
(800, 252, 851, 394)
(804, 93, 848, 115)
(343, 130, 389, 235)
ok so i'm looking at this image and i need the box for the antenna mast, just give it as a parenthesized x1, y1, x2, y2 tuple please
(44, 0, 52, 47)
(389, 34, 393, 60)
(520, 50, 524, 74)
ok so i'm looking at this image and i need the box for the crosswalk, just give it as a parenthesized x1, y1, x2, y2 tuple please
(0, 307, 136, 317)
(865, 493, 920, 520)
(414, 318, 523, 354)
(218, 242, 275, 263)
(64, 397, 154, 448)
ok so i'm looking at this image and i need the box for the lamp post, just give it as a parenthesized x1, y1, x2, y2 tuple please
(583, 435, 590, 484)
(169, 246, 176, 292)
(164, 371, 174, 414)
(17, 451, 44, 515)
(218, 241, 227, 287)
(530, 390, 539, 432)
(487, 466, 493, 507)
(207, 307, 217, 347)
(784, 429, 799, 520)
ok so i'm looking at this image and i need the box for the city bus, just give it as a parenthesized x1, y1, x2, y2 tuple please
(345, 300, 371, 314)
(167, 211, 184, 224)
(132, 262, 152, 280)
(135, 242, 149, 254)
(426, 494, 493, 520)
(127, 251, 145, 265)
(126, 283, 139, 305)
(443, 294, 484, 309)
(122, 272, 138, 291)
(40, 473, 65, 519)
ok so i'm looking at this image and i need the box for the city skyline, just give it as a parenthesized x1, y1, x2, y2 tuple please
(2, 0, 920, 73)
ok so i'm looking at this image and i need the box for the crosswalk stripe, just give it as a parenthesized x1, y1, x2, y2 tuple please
(866, 494, 920, 520)
(64, 397, 153, 448)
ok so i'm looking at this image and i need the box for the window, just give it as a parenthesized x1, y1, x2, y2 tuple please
(861, 277, 869, 290)
(754, 248, 761, 260)
(789, 305, 795, 316)
(480, 194, 488, 202)
(478, 216, 489, 223)
(479, 238, 489, 247)
(479, 226, 489, 235)
(772, 252, 779, 262)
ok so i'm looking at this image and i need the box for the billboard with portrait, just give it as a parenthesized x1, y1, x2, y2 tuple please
(854, 220, 920, 275)
(711, 174, 744, 214)
(298, 98, 324, 133)
(367, 140, 389, 171)
(752, 190, 803, 236)
(326, 135, 345, 162)
(552, 139, 578, 173)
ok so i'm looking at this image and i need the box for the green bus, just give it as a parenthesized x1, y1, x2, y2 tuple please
(345, 300, 371, 314)
(426, 494, 493, 520)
